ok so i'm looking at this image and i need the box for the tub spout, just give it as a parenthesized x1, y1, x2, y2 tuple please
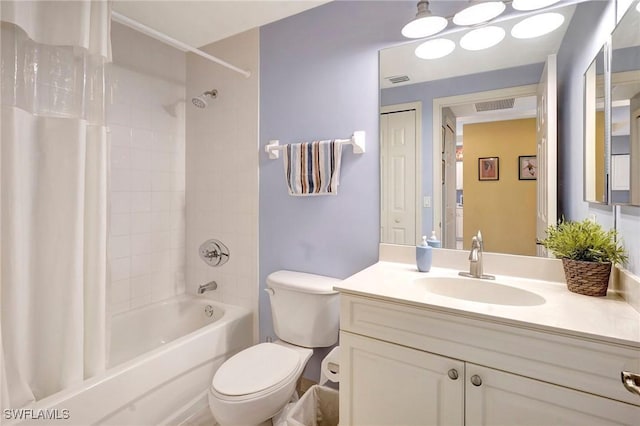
(198, 281, 218, 294)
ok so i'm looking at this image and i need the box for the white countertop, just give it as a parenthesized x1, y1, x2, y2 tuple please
(335, 261, 640, 348)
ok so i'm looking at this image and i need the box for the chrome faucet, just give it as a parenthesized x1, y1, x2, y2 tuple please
(459, 231, 495, 280)
(197, 280, 218, 294)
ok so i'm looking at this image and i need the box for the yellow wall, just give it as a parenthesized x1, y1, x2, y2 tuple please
(463, 119, 537, 256)
(595, 111, 605, 200)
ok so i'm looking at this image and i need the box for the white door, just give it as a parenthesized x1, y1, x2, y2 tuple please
(536, 54, 558, 257)
(340, 331, 464, 426)
(380, 109, 417, 245)
(443, 123, 457, 248)
(465, 364, 640, 425)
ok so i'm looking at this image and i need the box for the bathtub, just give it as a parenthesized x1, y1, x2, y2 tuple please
(12, 295, 252, 425)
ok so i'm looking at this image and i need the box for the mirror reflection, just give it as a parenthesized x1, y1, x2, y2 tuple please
(611, 0, 640, 205)
(583, 45, 607, 204)
(379, 2, 575, 255)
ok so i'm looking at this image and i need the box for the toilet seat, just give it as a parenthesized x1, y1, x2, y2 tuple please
(211, 343, 302, 400)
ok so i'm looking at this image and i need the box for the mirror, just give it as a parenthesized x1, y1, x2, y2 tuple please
(610, 0, 640, 205)
(379, 2, 575, 255)
(583, 44, 608, 204)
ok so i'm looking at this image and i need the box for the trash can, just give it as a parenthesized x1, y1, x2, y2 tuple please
(287, 385, 339, 426)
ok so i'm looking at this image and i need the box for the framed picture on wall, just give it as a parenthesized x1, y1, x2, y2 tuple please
(519, 155, 537, 180)
(478, 157, 499, 181)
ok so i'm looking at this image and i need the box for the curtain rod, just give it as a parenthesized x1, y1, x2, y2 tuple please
(111, 11, 251, 79)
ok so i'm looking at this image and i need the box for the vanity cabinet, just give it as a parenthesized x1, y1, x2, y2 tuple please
(339, 294, 640, 426)
(341, 331, 463, 426)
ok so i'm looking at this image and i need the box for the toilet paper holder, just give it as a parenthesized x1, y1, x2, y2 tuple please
(320, 346, 340, 385)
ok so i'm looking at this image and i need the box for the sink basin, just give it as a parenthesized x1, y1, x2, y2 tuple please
(414, 276, 546, 306)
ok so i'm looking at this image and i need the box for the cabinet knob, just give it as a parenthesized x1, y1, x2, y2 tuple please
(470, 375, 483, 387)
(447, 369, 459, 380)
(621, 371, 640, 397)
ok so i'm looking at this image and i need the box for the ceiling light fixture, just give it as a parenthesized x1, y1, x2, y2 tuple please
(460, 26, 506, 50)
(415, 38, 456, 59)
(636, 1, 640, 12)
(453, 1, 506, 26)
(402, 1, 448, 39)
(511, 0, 561, 11)
(511, 12, 565, 39)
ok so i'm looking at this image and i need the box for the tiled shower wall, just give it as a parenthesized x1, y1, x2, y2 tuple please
(186, 29, 259, 340)
(107, 23, 187, 314)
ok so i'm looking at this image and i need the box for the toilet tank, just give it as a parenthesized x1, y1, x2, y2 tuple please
(266, 270, 340, 348)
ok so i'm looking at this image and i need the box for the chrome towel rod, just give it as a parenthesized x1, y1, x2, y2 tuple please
(265, 131, 366, 160)
(111, 11, 251, 79)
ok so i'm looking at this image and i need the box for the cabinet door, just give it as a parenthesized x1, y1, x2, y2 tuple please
(340, 331, 464, 426)
(465, 363, 640, 426)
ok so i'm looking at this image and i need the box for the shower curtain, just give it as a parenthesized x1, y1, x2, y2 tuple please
(0, 0, 111, 409)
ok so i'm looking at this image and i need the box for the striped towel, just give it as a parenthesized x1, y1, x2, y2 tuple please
(283, 140, 343, 196)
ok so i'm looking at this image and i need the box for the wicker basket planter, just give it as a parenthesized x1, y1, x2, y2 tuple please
(561, 258, 612, 297)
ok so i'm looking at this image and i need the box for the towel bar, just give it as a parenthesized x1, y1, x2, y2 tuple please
(265, 131, 365, 159)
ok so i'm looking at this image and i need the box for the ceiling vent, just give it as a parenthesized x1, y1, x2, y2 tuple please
(386, 75, 410, 84)
(475, 98, 515, 112)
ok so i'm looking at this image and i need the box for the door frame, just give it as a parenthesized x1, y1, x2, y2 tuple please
(432, 85, 539, 244)
(381, 101, 422, 245)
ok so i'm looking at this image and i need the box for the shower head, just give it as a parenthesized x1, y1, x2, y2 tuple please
(192, 89, 218, 109)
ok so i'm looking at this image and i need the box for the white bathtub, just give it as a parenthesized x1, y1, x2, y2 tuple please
(12, 295, 252, 425)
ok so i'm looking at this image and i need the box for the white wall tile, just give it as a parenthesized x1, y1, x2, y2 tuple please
(152, 172, 173, 191)
(111, 213, 131, 236)
(110, 124, 132, 147)
(132, 128, 154, 150)
(111, 192, 132, 214)
(111, 258, 130, 282)
(152, 231, 172, 251)
(131, 107, 153, 130)
(107, 24, 186, 313)
(111, 145, 131, 169)
(107, 102, 131, 126)
(130, 170, 152, 192)
(110, 279, 131, 305)
(185, 29, 259, 339)
(131, 212, 152, 234)
(111, 169, 132, 192)
(130, 148, 152, 171)
(152, 191, 173, 212)
(110, 235, 131, 260)
(131, 192, 151, 213)
(131, 233, 154, 255)
(131, 253, 152, 277)
(130, 275, 152, 299)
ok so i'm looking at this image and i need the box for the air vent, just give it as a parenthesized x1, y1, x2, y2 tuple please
(386, 75, 410, 84)
(475, 98, 515, 112)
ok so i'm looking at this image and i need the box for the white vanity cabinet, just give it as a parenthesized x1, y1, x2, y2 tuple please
(339, 294, 640, 426)
(341, 331, 464, 426)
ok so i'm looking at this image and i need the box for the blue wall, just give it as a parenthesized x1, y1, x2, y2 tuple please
(381, 63, 544, 235)
(259, 0, 411, 379)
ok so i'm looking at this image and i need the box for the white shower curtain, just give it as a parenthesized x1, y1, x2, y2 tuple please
(1, 0, 111, 409)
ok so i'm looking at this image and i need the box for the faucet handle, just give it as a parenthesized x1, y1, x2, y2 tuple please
(469, 236, 480, 261)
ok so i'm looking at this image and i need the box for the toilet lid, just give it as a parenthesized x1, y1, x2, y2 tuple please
(212, 343, 300, 396)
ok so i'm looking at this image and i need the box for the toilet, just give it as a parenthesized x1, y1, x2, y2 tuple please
(208, 270, 340, 426)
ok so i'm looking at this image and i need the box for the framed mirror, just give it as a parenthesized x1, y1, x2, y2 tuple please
(610, 0, 640, 205)
(379, 2, 575, 256)
(583, 44, 609, 204)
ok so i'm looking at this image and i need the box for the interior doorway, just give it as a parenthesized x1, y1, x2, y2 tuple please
(435, 85, 544, 256)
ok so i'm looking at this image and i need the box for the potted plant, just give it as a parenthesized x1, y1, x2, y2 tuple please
(541, 218, 628, 297)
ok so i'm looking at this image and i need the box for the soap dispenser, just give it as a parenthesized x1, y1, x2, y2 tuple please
(416, 236, 432, 272)
(427, 230, 441, 248)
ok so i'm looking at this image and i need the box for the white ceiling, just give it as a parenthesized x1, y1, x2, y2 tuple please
(380, 2, 577, 88)
(112, 0, 331, 48)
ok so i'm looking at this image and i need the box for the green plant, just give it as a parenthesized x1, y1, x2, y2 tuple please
(542, 218, 628, 265)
